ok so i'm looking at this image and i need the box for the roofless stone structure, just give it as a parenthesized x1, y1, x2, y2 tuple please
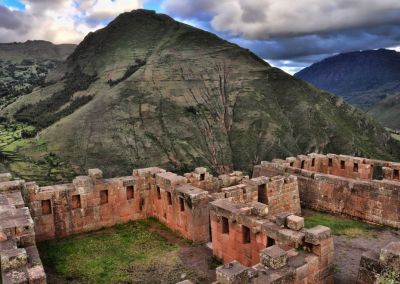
(0, 153, 399, 283)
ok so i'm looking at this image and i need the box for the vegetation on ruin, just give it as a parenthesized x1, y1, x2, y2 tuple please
(304, 212, 382, 238)
(37, 218, 208, 284)
(377, 271, 400, 284)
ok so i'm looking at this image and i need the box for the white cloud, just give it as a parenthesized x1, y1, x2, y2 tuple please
(163, 0, 400, 39)
(81, 0, 142, 20)
(0, 0, 144, 44)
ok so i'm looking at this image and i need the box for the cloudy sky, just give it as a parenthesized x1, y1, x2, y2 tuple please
(1, 0, 400, 73)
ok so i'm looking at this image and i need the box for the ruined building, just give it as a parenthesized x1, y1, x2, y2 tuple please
(0, 154, 399, 283)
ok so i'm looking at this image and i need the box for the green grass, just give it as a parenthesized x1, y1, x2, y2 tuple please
(0, 122, 77, 184)
(37, 218, 205, 284)
(304, 212, 381, 238)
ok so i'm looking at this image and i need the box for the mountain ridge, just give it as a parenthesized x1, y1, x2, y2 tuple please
(295, 48, 400, 129)
(1, 9, 399, 180)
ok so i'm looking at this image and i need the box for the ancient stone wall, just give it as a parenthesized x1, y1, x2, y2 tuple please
(357, 242, 400, 284)
(211, 200, 335, 284)
(0, 175, 46, 284)
(24, 167, 210, 244)
(254, 156, 400, 229)
(210, 175, 301, 217)
(284, 153, 400, 181)
(184, 167, 248, 194)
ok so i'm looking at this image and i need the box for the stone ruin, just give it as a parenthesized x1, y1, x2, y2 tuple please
(0, 154, 399, 283)
(0, 174, 46, 283)
(357, 242, 400, 284)
(254, 153, 400, 228)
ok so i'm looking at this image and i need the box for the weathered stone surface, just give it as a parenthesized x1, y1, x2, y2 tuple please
(275, 212, 291, 227)
(305, 225, 331, 245)
(379, 242, 400, 271)
(0, 180, 24, 192)
(0, 173, 12, 182)
(253, 154, 400, 229)
(175, 280, 193, 284)
(260, 245, 288, 269)
(27, 265, 46, 283)
(216, 261, 249, 284)
(250, 202, 268, 217)
(0, 231, 7, 241)
(0, 248, 28, 271)
(286, 215, 304, 231)
(88, 168, 103, 179)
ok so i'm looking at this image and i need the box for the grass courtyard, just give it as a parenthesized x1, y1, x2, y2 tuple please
(37, 218, 212, 284)
(304, 210, 382, 238)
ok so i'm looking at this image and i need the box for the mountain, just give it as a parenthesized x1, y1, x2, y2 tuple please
(1, 9, 399, 180)
(295, 49, 400, 129)
(0, 41, 76, 108)
(369, 94, 400, 129)
(0, 40, 75, 62)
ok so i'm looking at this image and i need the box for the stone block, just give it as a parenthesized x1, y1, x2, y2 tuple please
(261, 245, 288, 269)
(304, 225, 331, 245)
(72, 176, 94, 194)
(176, 281, 194, 284)
(2, 268, 28, 284)
(0, 248, 28, 271)
(88, 168, 103, 179)
(278, 229, 305, 247)
(0, 173, 12, 182)
(251, 266, 295, 283)
(380, 242, 400, 271)
(262, 222, 281, 240)
(0, 231, 7, 241)
(250, 202, 269, 217)
(0, 180, 24, 192)
(286, 215, 304, 231)
(27, 265, 46, 283)
(194, 167, 207, 175)
(216, 261, 249, 284)
(275, 212, 291, 227)
(359, 250, 384, 274)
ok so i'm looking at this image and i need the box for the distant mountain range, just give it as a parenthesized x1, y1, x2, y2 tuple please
(0, 10, 399, 182)
(0, 40, 75, 62)
(295, 49, 400, 129)
(0, 41, 76, 108)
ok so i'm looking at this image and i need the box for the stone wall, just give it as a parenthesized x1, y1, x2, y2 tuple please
(357, 242, 400, 284)
(23, 167, 210, 244)
(184, 167, 248, 194)
(0, 175, 46, 284)
(283, 153, 400, 181)
(211, 202, 335, 284)
(254, 156, 400, 229)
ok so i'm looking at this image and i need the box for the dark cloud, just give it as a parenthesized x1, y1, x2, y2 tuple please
(162, 0, 400, 73)
(0, 5, 24, 30)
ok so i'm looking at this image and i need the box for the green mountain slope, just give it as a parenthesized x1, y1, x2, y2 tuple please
(369, 94, 400, 130)
(2, 10, 399, 179)
(0, 41, 76, 108)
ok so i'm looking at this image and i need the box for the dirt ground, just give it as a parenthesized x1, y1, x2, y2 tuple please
(149, 224, 216, 282)
(303, 209, 400, 284)
(333, 230, 400, 283)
